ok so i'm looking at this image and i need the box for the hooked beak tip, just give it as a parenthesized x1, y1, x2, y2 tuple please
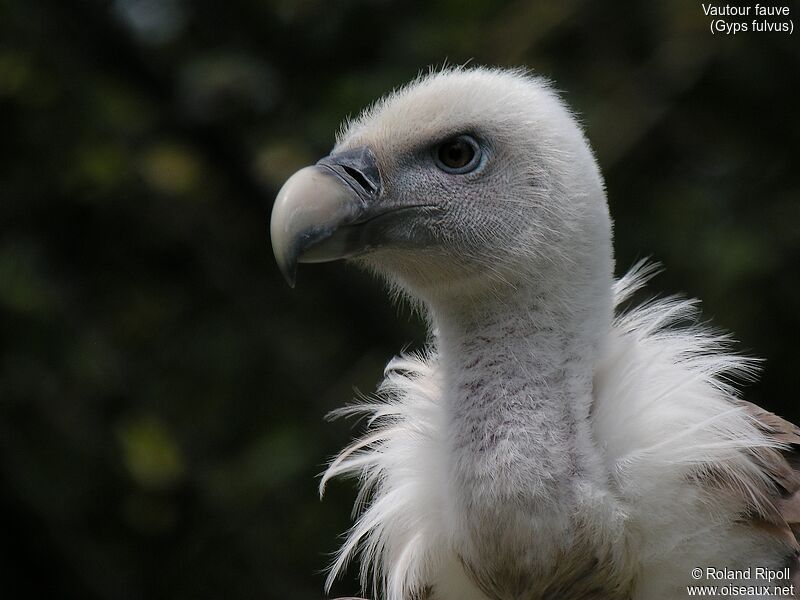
(272, 238, 297, 288)
(281, 265, 297, 288)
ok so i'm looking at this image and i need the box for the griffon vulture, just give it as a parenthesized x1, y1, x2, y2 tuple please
(270, 67, 800, 600)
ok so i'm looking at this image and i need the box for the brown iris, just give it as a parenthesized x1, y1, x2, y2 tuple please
(435, 135, 480, 173)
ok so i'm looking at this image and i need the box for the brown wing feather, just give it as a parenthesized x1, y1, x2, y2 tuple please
(737, 401, 800, 595)
(739, 400, 800, 502)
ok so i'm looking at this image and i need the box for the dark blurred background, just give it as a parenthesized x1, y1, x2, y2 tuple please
(1, 0, 798, 598)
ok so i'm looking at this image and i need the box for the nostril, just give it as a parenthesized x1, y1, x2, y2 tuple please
(343, 165, 377, 194)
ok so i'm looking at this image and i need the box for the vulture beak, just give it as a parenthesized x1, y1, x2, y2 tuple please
(270, 146, 383, 287)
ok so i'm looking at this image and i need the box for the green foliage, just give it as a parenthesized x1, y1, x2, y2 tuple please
(0, 1, 797, 598)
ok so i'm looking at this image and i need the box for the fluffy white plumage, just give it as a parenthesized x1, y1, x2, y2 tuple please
(280, 67, 800, 600)
(322, 263, 794, 600)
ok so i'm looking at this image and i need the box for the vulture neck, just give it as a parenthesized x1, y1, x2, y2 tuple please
(429, 273, 613, 547)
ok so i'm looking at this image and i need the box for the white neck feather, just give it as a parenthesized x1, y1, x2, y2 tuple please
(429, 270, 614, 563)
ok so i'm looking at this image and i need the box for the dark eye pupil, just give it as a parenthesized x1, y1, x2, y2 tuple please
(439, 138, 474, 169)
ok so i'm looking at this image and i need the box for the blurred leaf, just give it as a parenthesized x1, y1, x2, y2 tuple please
(0, 239, 54, 315)
(139, 141, 202, 197)
(117, 415, 185, 491)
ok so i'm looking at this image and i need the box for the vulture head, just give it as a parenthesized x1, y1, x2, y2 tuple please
(272, 68, 613, 325)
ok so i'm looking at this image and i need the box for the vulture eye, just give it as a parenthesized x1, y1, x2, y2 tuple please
(434, 135, 481, 174)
